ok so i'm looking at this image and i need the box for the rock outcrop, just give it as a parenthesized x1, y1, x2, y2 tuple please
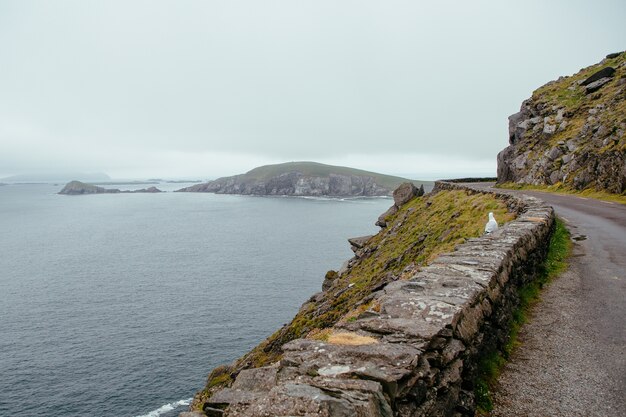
(497, 52, 626, 193)
(186, 182, 554, 417)
(376, 182, 425, 227)
(58, 181, 162, 195)
(177, 162, 425, 197)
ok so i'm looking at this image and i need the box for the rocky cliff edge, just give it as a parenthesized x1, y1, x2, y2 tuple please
(185, 183, 554, 417)
(497, 52, 625, 193)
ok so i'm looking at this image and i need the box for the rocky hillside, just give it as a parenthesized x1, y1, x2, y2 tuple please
(189, 184, 518, 415)
(497, 52, 625, 194)
(177, 162, 427, 197)
(58, 180, 162, 195)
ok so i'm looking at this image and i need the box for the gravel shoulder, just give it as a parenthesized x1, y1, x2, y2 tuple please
(487, 189, 626, 416)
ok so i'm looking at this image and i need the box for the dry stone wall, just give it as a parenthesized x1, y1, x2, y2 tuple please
(188, 182, 554, 417)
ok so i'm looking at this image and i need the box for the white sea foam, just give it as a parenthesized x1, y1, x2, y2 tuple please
(134, 398, 192, 417)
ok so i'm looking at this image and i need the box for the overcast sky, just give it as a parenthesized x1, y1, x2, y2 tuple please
(1, 0, 624, 180)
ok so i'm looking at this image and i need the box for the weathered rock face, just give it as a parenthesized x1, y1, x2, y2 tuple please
(497, 52, 626, 193)
(179, 173, 394, 197)
(186, 182, 554, 417)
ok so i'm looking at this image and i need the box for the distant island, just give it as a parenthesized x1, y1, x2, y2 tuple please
(58, 181, 162, 195)
(176, 161, 429, 197)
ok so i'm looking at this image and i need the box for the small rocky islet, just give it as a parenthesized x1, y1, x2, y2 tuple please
(58, 180, 162, 195)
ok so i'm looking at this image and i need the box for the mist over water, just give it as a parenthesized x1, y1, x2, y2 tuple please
(0, 183, 390, 417)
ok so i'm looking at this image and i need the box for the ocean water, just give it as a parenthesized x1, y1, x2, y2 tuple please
(0, 183, 392, 417)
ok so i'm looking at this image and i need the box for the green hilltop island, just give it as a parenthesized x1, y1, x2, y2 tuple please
(176, 161, 429, 197)
(180, 52, 624, 417)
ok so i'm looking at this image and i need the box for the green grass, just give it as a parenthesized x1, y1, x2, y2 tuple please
(497, 182, 626, 205)
(475, 218, 572, 414)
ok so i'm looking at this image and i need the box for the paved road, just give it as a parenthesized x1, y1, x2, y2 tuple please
(466, 184, 626, 416)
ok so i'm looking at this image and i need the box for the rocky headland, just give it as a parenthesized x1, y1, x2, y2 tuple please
(497, 51, 625, 193)
(176, 161, 427, 197)
(58, 180, 162, 195)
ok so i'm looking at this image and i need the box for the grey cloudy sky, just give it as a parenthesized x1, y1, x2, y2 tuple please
(1, 0, 624, 180)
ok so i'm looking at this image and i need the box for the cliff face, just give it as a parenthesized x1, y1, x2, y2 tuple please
(497, 52, 626, 193)
(177, 162, 423, 197)
(180, 172, 392, 196)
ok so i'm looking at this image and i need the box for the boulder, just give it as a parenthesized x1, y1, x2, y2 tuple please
(606, 52, 622, 59)
(206, 366, 279, 411)
(546, 147, 562, 161)
(585, 77, 613, 94)
(348, 235, 373, 250)
(376, 205, 399, 228)
(322, 270, 339, 291)
(543, 123, 557, 135)
(393, 182, 419, 206)
(581, 66, 615, 86)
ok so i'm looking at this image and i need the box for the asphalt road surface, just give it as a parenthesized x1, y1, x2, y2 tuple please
(466, 184, 626, 416)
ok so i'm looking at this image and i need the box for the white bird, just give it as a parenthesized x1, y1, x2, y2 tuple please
(485, 212, 498, 234)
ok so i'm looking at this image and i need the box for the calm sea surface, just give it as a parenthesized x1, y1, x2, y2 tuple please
(0, 183, 391, 417)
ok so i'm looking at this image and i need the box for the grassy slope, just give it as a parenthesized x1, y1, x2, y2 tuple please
(530, 52, 625, 149)
(236, 161, 429, 189)
(193, 189, 516, 409)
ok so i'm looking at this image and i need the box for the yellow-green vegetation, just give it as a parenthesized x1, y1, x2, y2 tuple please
(497, 182, 626, 205)
(530, 52, 626, 149)
(193, 189, 516, 410)
(308, 329, 378, 345)
(475, 218, 571, 414)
